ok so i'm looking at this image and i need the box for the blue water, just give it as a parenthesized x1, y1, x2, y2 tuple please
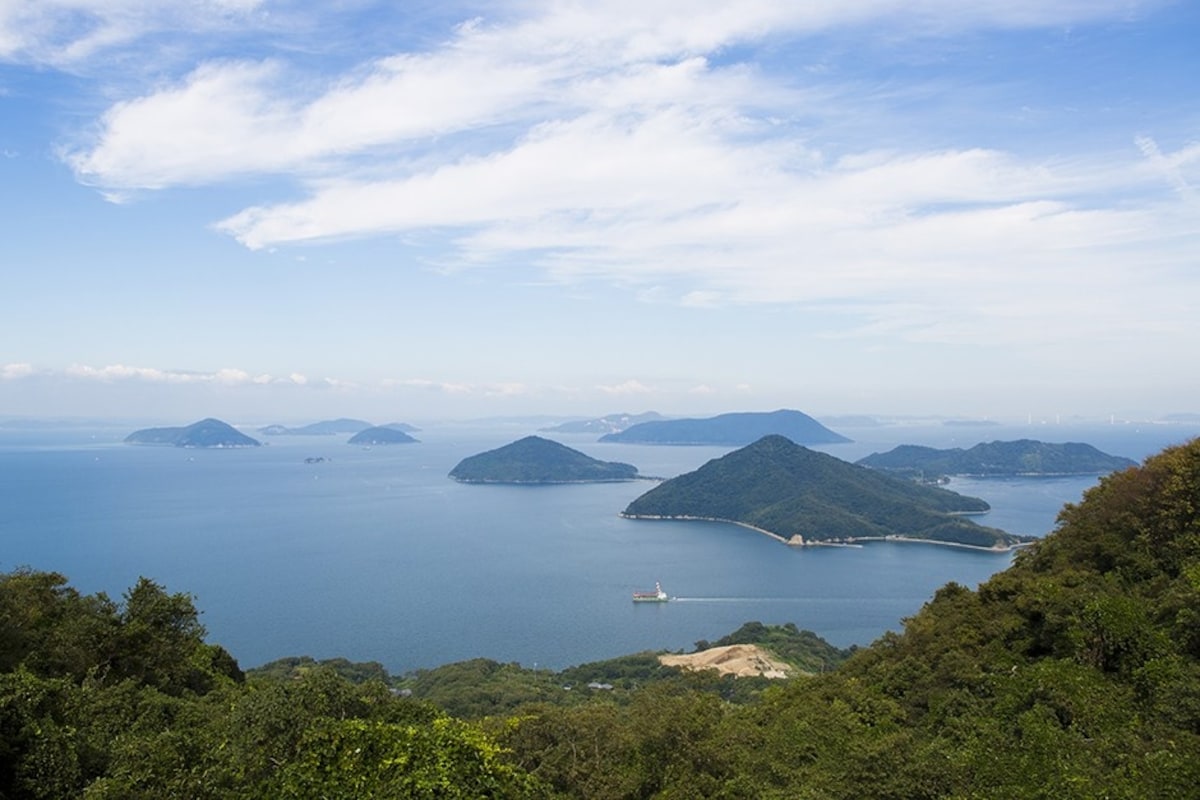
(1, 419, 1196, 673)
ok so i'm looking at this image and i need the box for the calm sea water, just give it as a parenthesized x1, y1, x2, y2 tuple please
(1, 419, 1196, 673)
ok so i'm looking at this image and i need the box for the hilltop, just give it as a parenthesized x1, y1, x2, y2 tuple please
(857, 438, 1138, 477)
(124, 418, 260, 448)
(599, 408, 851, 445)
(449, 435, 640, 483)
(623, 434, 1024, 548)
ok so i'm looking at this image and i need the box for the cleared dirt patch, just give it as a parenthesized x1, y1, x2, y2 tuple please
(659, 644, 793, 679)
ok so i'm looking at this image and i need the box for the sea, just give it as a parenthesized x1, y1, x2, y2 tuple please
(2, 417, 1197, 675)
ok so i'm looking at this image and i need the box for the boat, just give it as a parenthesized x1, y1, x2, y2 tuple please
(632, 581, 668, 602)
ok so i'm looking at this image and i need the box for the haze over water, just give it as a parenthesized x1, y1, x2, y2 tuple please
(2, 419, 1196, 674)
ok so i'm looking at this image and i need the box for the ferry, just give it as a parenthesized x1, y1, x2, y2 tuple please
(632, 581, 669, 603)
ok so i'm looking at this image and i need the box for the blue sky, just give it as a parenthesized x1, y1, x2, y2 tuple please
(1, 1, 1197, 424)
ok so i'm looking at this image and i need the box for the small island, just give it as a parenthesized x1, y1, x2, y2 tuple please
(260, 419, 420, 436)
(450, 436, 640, 483)
(622, 435, 1029, 549)
(540, 411, 665, 435)
(598, 409, 851, 446)
(347, 426, 419, 445)
(124, 418, 261, 448)
(259, 418, 373, 436)
(856, 439, 1138, 478)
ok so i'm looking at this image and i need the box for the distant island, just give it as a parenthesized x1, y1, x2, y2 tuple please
(623, 435, 1028, 549)
(347, 426, 419, 445)
(857, 439, 1138, 478)
(449, 436, 640, 483)
(599, 409, 851, 446)
(259, 419, 420, 436)
(540, 411, 665, 435)
(124, 418, 261, 448)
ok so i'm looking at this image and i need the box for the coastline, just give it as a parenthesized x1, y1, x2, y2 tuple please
(620, 513, 1030, 553)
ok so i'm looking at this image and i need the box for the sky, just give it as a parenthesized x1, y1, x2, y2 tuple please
(1, 0, 1197, 425)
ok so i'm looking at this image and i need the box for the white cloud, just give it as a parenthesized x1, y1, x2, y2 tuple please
(597, 379, 653, 395)
(57, 363, 328, 387)
(45, 0, 1199, 357)
(1, 362, 34, 379)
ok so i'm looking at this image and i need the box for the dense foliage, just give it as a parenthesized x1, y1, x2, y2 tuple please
(857, 438, 1138, 477)
(624, 434, 1022, 547)
(598, 409, 850, 445)
(449, 435, 639, 483)
(3, 437, 1198, 798)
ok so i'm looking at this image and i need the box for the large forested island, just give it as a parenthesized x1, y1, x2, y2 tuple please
(449, 435, 640, 483)
(857, 438, 1138, 477)
(598, 408, 851, 445)
(123, 417, 261, 448)
(623, 434, 1026, 548)
(2, 437, 1200, 797)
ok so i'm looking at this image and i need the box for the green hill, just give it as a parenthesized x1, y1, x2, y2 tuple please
(124, 418, 260, 448)
(449, 435, 639, 483)
(857, 438, 1138, 477)
(623, 434, 1024, 548)
(598, 408, 851, 445)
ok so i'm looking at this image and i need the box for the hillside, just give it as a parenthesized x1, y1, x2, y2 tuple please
(449, 435, 639, 483)
(124, 417, 261, 448)
(347, 426, 419, 445)
(623, 434, 1024, 548)
(598, 408, 851, 445)
(858, 438, 1138, 477)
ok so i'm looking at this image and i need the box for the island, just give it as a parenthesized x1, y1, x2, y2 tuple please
(124, 418, 261, 448)
(540, 411, 665, 435)
(449, 435, 641, 483)
(347, 426, 419, 445)
(856, 439, 1138, 478)
(598, 409, 851, 446)
(258, 418, 373, 436)
(622, 435, 1029, 549)
(258, 419, 420, 436)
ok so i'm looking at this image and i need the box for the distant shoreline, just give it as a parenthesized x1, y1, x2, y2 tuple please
(619, 513, 1029, 553)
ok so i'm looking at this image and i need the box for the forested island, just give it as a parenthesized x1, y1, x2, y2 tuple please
(857, 438, 1138, 478)
(449, 435, 640, 483)
(598, 408, 851, 445)
(347, 426, 419, 445)
(123, 417, 261, 448)
(623, 434, 1025, 548)
(3, 437, 1199, 797)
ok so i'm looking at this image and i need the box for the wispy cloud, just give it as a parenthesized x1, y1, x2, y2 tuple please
(0, 0, 267, 67)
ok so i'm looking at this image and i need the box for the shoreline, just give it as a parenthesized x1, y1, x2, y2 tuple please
(620, 513, 1030, 553)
